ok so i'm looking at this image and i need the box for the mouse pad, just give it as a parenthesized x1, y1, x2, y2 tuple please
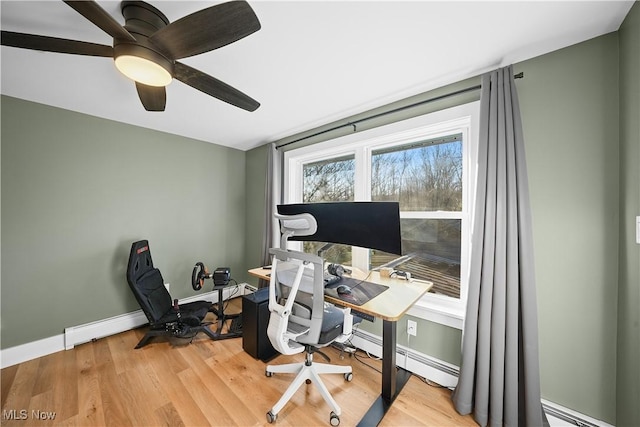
(325, 277, 388, 306)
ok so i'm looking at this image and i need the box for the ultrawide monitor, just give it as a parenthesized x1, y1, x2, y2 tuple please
(277, 202, 402, 255)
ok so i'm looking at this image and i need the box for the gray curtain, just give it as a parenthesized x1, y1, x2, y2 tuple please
(260, 143, 282, 284)
(451, 65, 547, 427)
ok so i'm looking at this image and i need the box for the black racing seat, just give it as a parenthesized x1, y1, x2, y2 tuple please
(126, 240, 216, 348)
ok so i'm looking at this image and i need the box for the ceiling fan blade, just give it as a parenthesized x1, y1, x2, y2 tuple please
(150, 0, 261, 60)
(136, 83, 166, 112)
(63, 0, 136, 42)
(174, 62, 259, 112)
(1, 30, 113, 57)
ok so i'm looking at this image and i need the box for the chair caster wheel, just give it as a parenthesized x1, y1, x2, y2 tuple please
(306, 379, 312, 384)
(266, 370, 273, 377)
(344, 372, 353, 382)
(267, 411, 277, 423)
(330, 411, 340, 426)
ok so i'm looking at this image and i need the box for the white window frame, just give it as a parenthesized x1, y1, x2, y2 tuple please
(283, 102, 479, 329)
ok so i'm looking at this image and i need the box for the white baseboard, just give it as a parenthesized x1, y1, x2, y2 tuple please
(243, 283, 258, 294)
(0, 284, 248, 369)
(0, 334, 66, 370)
(63, 310, 149, 351)
(542, 399, 614, 427)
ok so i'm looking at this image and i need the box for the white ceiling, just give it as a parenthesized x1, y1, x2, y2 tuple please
(1, 1, 634, 151)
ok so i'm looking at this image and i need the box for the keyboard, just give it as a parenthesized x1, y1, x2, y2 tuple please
(351, 309, 375, 322)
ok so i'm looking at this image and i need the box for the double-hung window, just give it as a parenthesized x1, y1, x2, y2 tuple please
(284, 102, 479, 328)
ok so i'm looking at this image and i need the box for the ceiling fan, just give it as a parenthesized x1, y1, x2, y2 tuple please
(1, 0, 261, 112)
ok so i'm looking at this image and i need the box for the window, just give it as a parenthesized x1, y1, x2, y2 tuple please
(284, 102, 479, 328)
(370, 136, 463, 299)
(302, 155, 354, 264)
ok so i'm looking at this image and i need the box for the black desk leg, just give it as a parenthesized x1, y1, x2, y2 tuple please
(381, 319, 397, 401)
(357, 319, 413, 426)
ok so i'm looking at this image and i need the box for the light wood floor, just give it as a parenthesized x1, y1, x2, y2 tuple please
(1, 298, 476, 426)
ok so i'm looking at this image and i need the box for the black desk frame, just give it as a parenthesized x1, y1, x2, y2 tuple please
(356, 320, 412, 427)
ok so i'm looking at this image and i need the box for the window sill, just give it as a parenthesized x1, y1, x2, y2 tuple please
(408, 298, 465, 330)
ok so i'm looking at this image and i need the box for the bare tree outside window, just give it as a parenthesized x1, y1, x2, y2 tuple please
(371, 136, 463, 298)
(303, 156, 355, 203)
(302, 156, 355, 264)
(371, 136, 462, 211)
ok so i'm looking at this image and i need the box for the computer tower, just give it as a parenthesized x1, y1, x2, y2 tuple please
(242, 287, 278, 361)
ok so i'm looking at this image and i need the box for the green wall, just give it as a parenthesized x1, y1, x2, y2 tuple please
(616, 3, 640, 426)
(246, 10, 639, 423)
(519, 33, 620, 422)
(244, 143, 270, 289)
(1, 97, 247, 348)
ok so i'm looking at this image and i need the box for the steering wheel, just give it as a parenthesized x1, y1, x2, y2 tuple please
(192, 262, 209, 291)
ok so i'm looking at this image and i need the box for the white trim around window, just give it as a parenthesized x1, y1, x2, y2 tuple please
(284, 102, 480, 329)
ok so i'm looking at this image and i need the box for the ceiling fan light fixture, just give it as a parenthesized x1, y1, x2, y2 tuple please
(3, 0, 261, 111)
(114, 43, 173, 87)
(115, 55, 172, 86)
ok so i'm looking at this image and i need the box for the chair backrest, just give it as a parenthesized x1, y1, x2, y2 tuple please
(275, 212, 317, 249)
(126, 240, 172, 323)
(267, 213, 342, 355)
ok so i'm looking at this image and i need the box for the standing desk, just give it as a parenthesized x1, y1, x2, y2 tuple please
(248, 266, 432, 426)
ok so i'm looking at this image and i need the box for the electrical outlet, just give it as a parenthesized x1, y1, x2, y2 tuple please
(407, 320, 417, 336)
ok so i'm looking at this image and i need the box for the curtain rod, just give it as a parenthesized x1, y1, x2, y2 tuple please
(277, 72, 524, 150)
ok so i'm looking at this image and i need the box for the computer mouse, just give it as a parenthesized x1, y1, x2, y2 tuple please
(336, 285, 352, 295)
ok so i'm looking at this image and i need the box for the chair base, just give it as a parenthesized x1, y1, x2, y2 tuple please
(265, 350, 353, 422)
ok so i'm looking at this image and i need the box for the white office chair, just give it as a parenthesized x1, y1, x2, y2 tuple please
(265, 213, 355, 426)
